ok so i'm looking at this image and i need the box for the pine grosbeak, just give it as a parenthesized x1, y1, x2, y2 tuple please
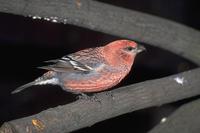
(12, 40, 145, 94)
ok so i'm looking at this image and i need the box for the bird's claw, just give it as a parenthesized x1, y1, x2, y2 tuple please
(77, 93, 101, 103)
(77, 93, 90, 100)
(105, 91, 115, 100)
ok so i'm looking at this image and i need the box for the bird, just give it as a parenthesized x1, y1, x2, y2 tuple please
(11, 40, 145, 95)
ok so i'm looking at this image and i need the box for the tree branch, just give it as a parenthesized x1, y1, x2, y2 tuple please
(0, 68, 200, 133)
(149, 98, 200, 133)
(0, 0, 200, 65)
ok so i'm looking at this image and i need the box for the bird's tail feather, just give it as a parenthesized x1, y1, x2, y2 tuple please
(11, 81, 37, 94)
(11, 71, 58, 94)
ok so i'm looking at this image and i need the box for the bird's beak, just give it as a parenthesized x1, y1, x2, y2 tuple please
(136, 44, 146, 53)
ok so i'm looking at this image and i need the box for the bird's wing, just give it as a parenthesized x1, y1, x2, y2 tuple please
(38, 55, 93, 72)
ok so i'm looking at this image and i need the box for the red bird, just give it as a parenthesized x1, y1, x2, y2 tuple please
(12, 40, 145, 94)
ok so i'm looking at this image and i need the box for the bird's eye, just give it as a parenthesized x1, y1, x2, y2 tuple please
(125, 46, 135, 51)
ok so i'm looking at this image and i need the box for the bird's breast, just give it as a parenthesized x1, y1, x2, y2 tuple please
(61, 68, 129, 92)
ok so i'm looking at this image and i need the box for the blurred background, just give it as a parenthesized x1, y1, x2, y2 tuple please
(0, 0, 199, 132)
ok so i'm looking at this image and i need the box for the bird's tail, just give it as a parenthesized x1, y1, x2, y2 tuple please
(11, 81, 38, 94)
(11, 71, 58, 94)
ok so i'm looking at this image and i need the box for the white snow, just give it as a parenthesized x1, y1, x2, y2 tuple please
(161, 117, 167, 123)
(174, 77, 186, 85)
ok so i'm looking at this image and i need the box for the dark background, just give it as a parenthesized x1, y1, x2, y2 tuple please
(0, 0, 199, 132)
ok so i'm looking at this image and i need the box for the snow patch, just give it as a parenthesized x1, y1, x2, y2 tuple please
(161, 117, 167, 123)
(174, 77, 186, 85)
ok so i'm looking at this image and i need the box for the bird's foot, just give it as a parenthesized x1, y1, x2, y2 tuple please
(77, 93, 90, 100)
(77, 93, 101, 103)
(105, 91, 115, 100)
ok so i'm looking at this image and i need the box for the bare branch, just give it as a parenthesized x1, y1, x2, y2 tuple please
(149, 98, 200, 133)
(0, 0, 200, 64)
(0, 68, 200, 133)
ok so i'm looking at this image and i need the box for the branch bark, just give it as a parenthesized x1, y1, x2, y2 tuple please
(0, 0, 200, 65)
(0, 68, 200, 133)
(149, 98, 200, 133)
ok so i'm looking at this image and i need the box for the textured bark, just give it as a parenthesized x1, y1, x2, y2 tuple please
(0, 68, 200, 133)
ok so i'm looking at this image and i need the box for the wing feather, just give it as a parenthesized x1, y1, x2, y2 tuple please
(38, 55, 93, 72)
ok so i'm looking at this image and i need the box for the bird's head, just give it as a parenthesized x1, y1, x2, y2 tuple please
(103, 40, 145, 67)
